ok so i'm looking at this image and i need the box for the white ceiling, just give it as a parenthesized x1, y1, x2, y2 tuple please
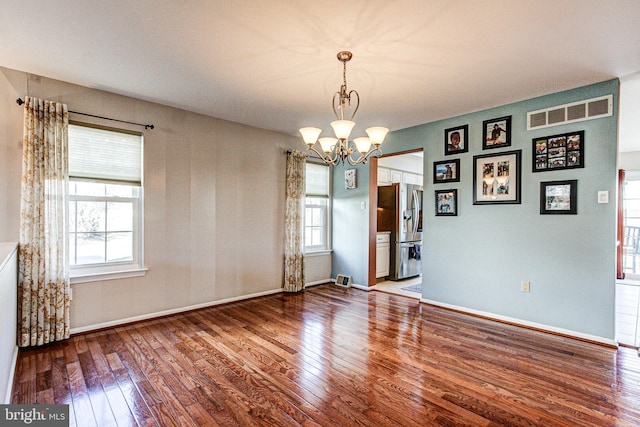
(2, 1, 640, 147)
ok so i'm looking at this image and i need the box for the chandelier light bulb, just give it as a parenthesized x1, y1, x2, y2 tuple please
(318, 137, 337, 153)
(299, 127, 322, 146)
(330, 120, 356, 140)
(354, 137, 372, 154)
(365, 127, 389, 146)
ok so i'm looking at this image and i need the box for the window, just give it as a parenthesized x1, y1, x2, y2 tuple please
(624, 178, 640, 228)
(305, 162, 330, 252)
(68, 123, 145, 282)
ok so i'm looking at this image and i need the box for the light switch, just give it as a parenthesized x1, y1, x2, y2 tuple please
(598, 191, 609, 204)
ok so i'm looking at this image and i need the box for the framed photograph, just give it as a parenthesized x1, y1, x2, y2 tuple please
(533, 130, 584, 172)
(444, 124, 469, 155)
(345, 169, 356, 189)
(473, 150, 521, 204)
(435, 189, 457, 216)
(540, 180, 577, 214)
(482, 116, 511, 149)
(433, 159, 460, 183)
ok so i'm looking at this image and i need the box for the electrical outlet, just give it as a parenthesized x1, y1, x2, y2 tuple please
(521, 281, 530, 293)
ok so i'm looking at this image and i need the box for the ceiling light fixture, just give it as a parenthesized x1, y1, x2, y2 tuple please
(300, 51, 389, 166)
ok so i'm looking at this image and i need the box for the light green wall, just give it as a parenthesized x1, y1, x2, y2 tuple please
(333, 79, 619, 341)
(331, 163, 371, 286)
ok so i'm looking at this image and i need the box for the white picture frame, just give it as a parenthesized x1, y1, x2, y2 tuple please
(345, 169, 356, 189)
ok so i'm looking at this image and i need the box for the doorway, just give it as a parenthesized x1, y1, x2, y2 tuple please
(617, 172, 640, 347)
(368, 149, 424, 297)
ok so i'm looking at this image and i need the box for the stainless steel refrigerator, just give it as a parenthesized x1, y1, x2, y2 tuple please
(377, 183, 423, 280)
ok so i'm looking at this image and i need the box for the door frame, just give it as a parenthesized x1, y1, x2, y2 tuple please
(367, 148, 424, 287)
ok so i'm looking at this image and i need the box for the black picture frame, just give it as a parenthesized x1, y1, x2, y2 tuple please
(482, 116, 511, 150)
(433, 159, 460, 183)
(435, 189, 458, 216)
(473, 150, 521, 205)
(533, 130, 584, 172)
(540, 180, 577, 214)
(444, 124, 469, 155)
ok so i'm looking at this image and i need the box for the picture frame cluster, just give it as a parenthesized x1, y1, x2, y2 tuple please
(432, 113, 582, 216)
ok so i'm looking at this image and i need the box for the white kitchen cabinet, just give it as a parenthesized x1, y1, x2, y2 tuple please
(390, 170, 402, 184)
(403, 172, 420, 185)
(378, 167, 391, 185)
(379, 167, 423, 187)
(376, 233, 390, 278)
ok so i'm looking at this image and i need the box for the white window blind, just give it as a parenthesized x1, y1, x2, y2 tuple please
(69, 124, 142, 183)
(306, 163, 329, 196)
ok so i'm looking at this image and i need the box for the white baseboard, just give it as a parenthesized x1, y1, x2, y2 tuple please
(4, 346, 18, 404)
(305, 279, 332, 287)
(421, 298, 617, 347)
(70, 288, 284, 335)
(327, 277, 372, 291)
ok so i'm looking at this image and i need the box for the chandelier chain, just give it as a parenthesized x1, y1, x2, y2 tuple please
(343, 59, 347, 89)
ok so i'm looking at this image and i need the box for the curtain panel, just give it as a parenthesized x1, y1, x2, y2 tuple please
(617, 169, 625, 280)
(18, 96, 71, 347)
(284, 150, 306, 292)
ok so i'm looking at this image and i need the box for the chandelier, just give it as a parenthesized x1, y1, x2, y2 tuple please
(299, 51, 389, 166)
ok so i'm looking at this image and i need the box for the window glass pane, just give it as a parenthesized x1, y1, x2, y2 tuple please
(75, 232, 106, 264)
(305, 208, 312, 226)
(107, 202, 133, 232)
(304, 195, 328, 250)
(625, 199, 640, 211)
(69, 233, 76, 265)
(311, 207, 322, 226)
(628, 219, 640, 228)
(76, 202, 106, 232)
(69, 201, 76, 233)
(106, 183, 138, 197)
(311, 228, 322, 246)
(107, 232, 133, 262)
(75, 181, 106, 197)
(626, 180, 640, 195)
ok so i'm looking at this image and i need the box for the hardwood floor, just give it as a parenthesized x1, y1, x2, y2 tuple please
(12, 284, 640, 426)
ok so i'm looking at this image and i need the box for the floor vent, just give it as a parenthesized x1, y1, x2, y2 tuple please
(527, 94, 613, 131)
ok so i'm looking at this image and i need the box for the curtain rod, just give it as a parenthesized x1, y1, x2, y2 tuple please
(16, 98, 154, 130)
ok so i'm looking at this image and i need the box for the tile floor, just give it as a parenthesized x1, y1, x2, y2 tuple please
(616, 280, 640, 347)
(375, 276, 422, 299)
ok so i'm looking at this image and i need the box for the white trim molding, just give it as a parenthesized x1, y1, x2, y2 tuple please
(350, 283, 373, 291)
(70, 267, 148, 284)
(421, 298, 617, 347)
(4, 346, 18, 404)
(305, 279, 333, 287)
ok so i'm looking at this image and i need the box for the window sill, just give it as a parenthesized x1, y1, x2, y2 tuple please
(305, 250, 332, 257)
(70, 267, 148, 284)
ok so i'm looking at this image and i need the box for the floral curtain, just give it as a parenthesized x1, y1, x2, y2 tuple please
(18, 96, 70, 347)
(284, 150, 306, 292)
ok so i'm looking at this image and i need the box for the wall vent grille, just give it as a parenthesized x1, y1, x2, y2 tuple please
(527, 94, 612, 130)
